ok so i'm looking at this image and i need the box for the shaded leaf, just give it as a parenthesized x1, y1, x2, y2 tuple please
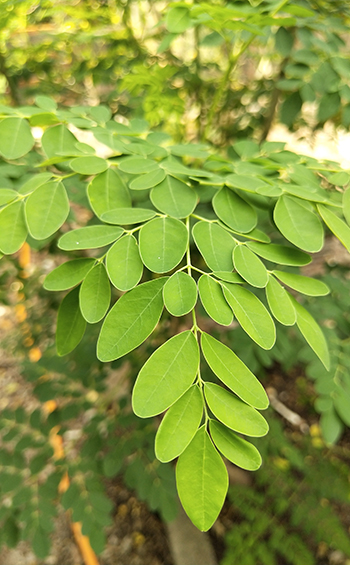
(56, 287, 86, 356)
(292, 297, 330, 369)
(317, 203, 350, 253)
(79, 263, 111, 323)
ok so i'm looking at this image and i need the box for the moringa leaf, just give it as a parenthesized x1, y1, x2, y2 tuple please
(192, 221, 235, 271)
(163, 272, 197, 316)
(265, 275, 296, 326)
(56, 287, 86, 356)
(209, 420, 262, 471)
(44, 259, 95, 291)
(233, 245, 268, 288)
(132, 331, 199, 418)
(58, 225, 124, 250)
(79, 263, 111, 323)
(198, 275, 233, 326)
(139, 217, 188, 273)
(106, 234, 143, 291)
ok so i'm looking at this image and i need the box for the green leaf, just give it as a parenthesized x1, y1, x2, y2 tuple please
(317, 204, 350, 253)
(292, 297, 330, 370)
(19, 173, 53, 196)
(274, 195, 324, 252)
(150, 176, 197, 218)
(273, 270, 330, 296)
(246, 241, 311, 266)
(97, 278, 166, 362)
(209, 420, 262, 471)
(101, 207, 156, 225)
(166, 6, 192, 33)
(79, 263, 111, 323)
(35, 95, 57, 112)
(201, 333, 268, 409)
(0, 117, 34, 159)
(139, 217, 188, 273)
(320, 408, 343, 444)
(58, 225, 124, 250)
(198, 275, 233, 326)
(44, 258, 95, 291)
(129, 168, 166, 190)
(265, 275, 296, 326)
(211, 271, 244, 284)
(204, 383, 269, 437)
(0, 189, 17, 206)
(25, 181, 69, 240)
(70, 156, 108, 175)
(225, 174, 269, 193)
(213, 187, 257, 233)
(0, 200, 27, 254)
(163, 272, 197, 316)
(87, 170, 131, 219)
(118, 157, 158, 174)
(176, 427, 228, 531)
(41, 124, 78, 158)
(223, 283, 276, 350)
(342, 187, 350, 224)
(233, 245, 268, 288)
(106, 234, 143, 291)
(155, 385, 203, 462)
(32, 526, 51, 559)
(56, 287, 86, 356)
(192, 221, 235, 271)
(132, 331, 199, 418)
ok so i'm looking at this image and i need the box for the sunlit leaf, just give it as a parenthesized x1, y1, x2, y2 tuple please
(79, 263, 111, 323)
(198, 275, 233, 326)
(163, 272, 197, 316)
(139, 217, 188, 273)
(209, 420, 262, 471)
(106, 234, 143, 291)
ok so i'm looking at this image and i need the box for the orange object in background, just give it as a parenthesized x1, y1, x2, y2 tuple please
(18, 242, 31, 269)
(43, 401, 100, 565)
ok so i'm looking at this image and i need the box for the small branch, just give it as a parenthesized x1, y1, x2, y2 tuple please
(267, 387, 309, 433)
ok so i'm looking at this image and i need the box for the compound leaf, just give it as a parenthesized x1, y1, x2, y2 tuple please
(163, 272, 197, 316)
(58, 225, 124, 250)
(223, 283, 276, 349)
(176, 426, 228, 531)
(209, 420, 262, 471)
(155, 385, 203, 462)
(25, 181, 69, 239)
(79, 263, 111, 323)
(204, 383, 269, 437)
(198, 275, 233, 326)
(56, 287, 86, 356)
(97, 277, 166, 362)
(139, 217, 188, 273)
(106, 234, 143, 291)
(132, 331, 199, 418)
(201, 333, 268, 409)
(192, 221, 235, 271)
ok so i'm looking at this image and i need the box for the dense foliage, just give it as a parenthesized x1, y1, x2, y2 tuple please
(0, 0, 350, 560)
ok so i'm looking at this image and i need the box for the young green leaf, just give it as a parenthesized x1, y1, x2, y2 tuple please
(41, 124, 78, 158)
(342, 187, 350, 226)
(273, 270, 330, 296)
(163, 272, 197, 316)
(87, 169, 131, 219)
(44, 258, 95, 291)
(233, 245, 268, 288)
(225, 174, 268, 193)
(204, 383, 269, 437)
(211, 271, 244, 283)
(265, 275, 296, 326)
(79, 263, 111, 323)
(292, 297, 330, 370)
(246, 241, 311, 266)
(176, 426, 228, 531)
(132, 330, 199, 418)
(0, 189, 18, 206)
(209, 420, 262, 471)
(201, 333, 268, 409)
(0, 200, 27, 254)
(317, 203, 350, 253)
(198, 275, 233, 326)
(58, 225, 124, 250)
(155, 385, 203, 463)
(274, 195, 324, 252)
(118, 156, 159, 174)
(0, 117, 34, 159)
(56, 287, 86, 356)
(70, 156, 108, 175)
(166, 6, 192, 33)
(101, 207, 156, 225)
(129, 168, 166, 190)
(213, 187, 257, 233)
(106, 234, 143, 291)
(150, 176, 197, 218)
(192, 221, 236, 271)
(223, 283, 276, 349)
(139, 217, 188, 273)
(97, 277, 166, 362)
(25, 181, 69, 240)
